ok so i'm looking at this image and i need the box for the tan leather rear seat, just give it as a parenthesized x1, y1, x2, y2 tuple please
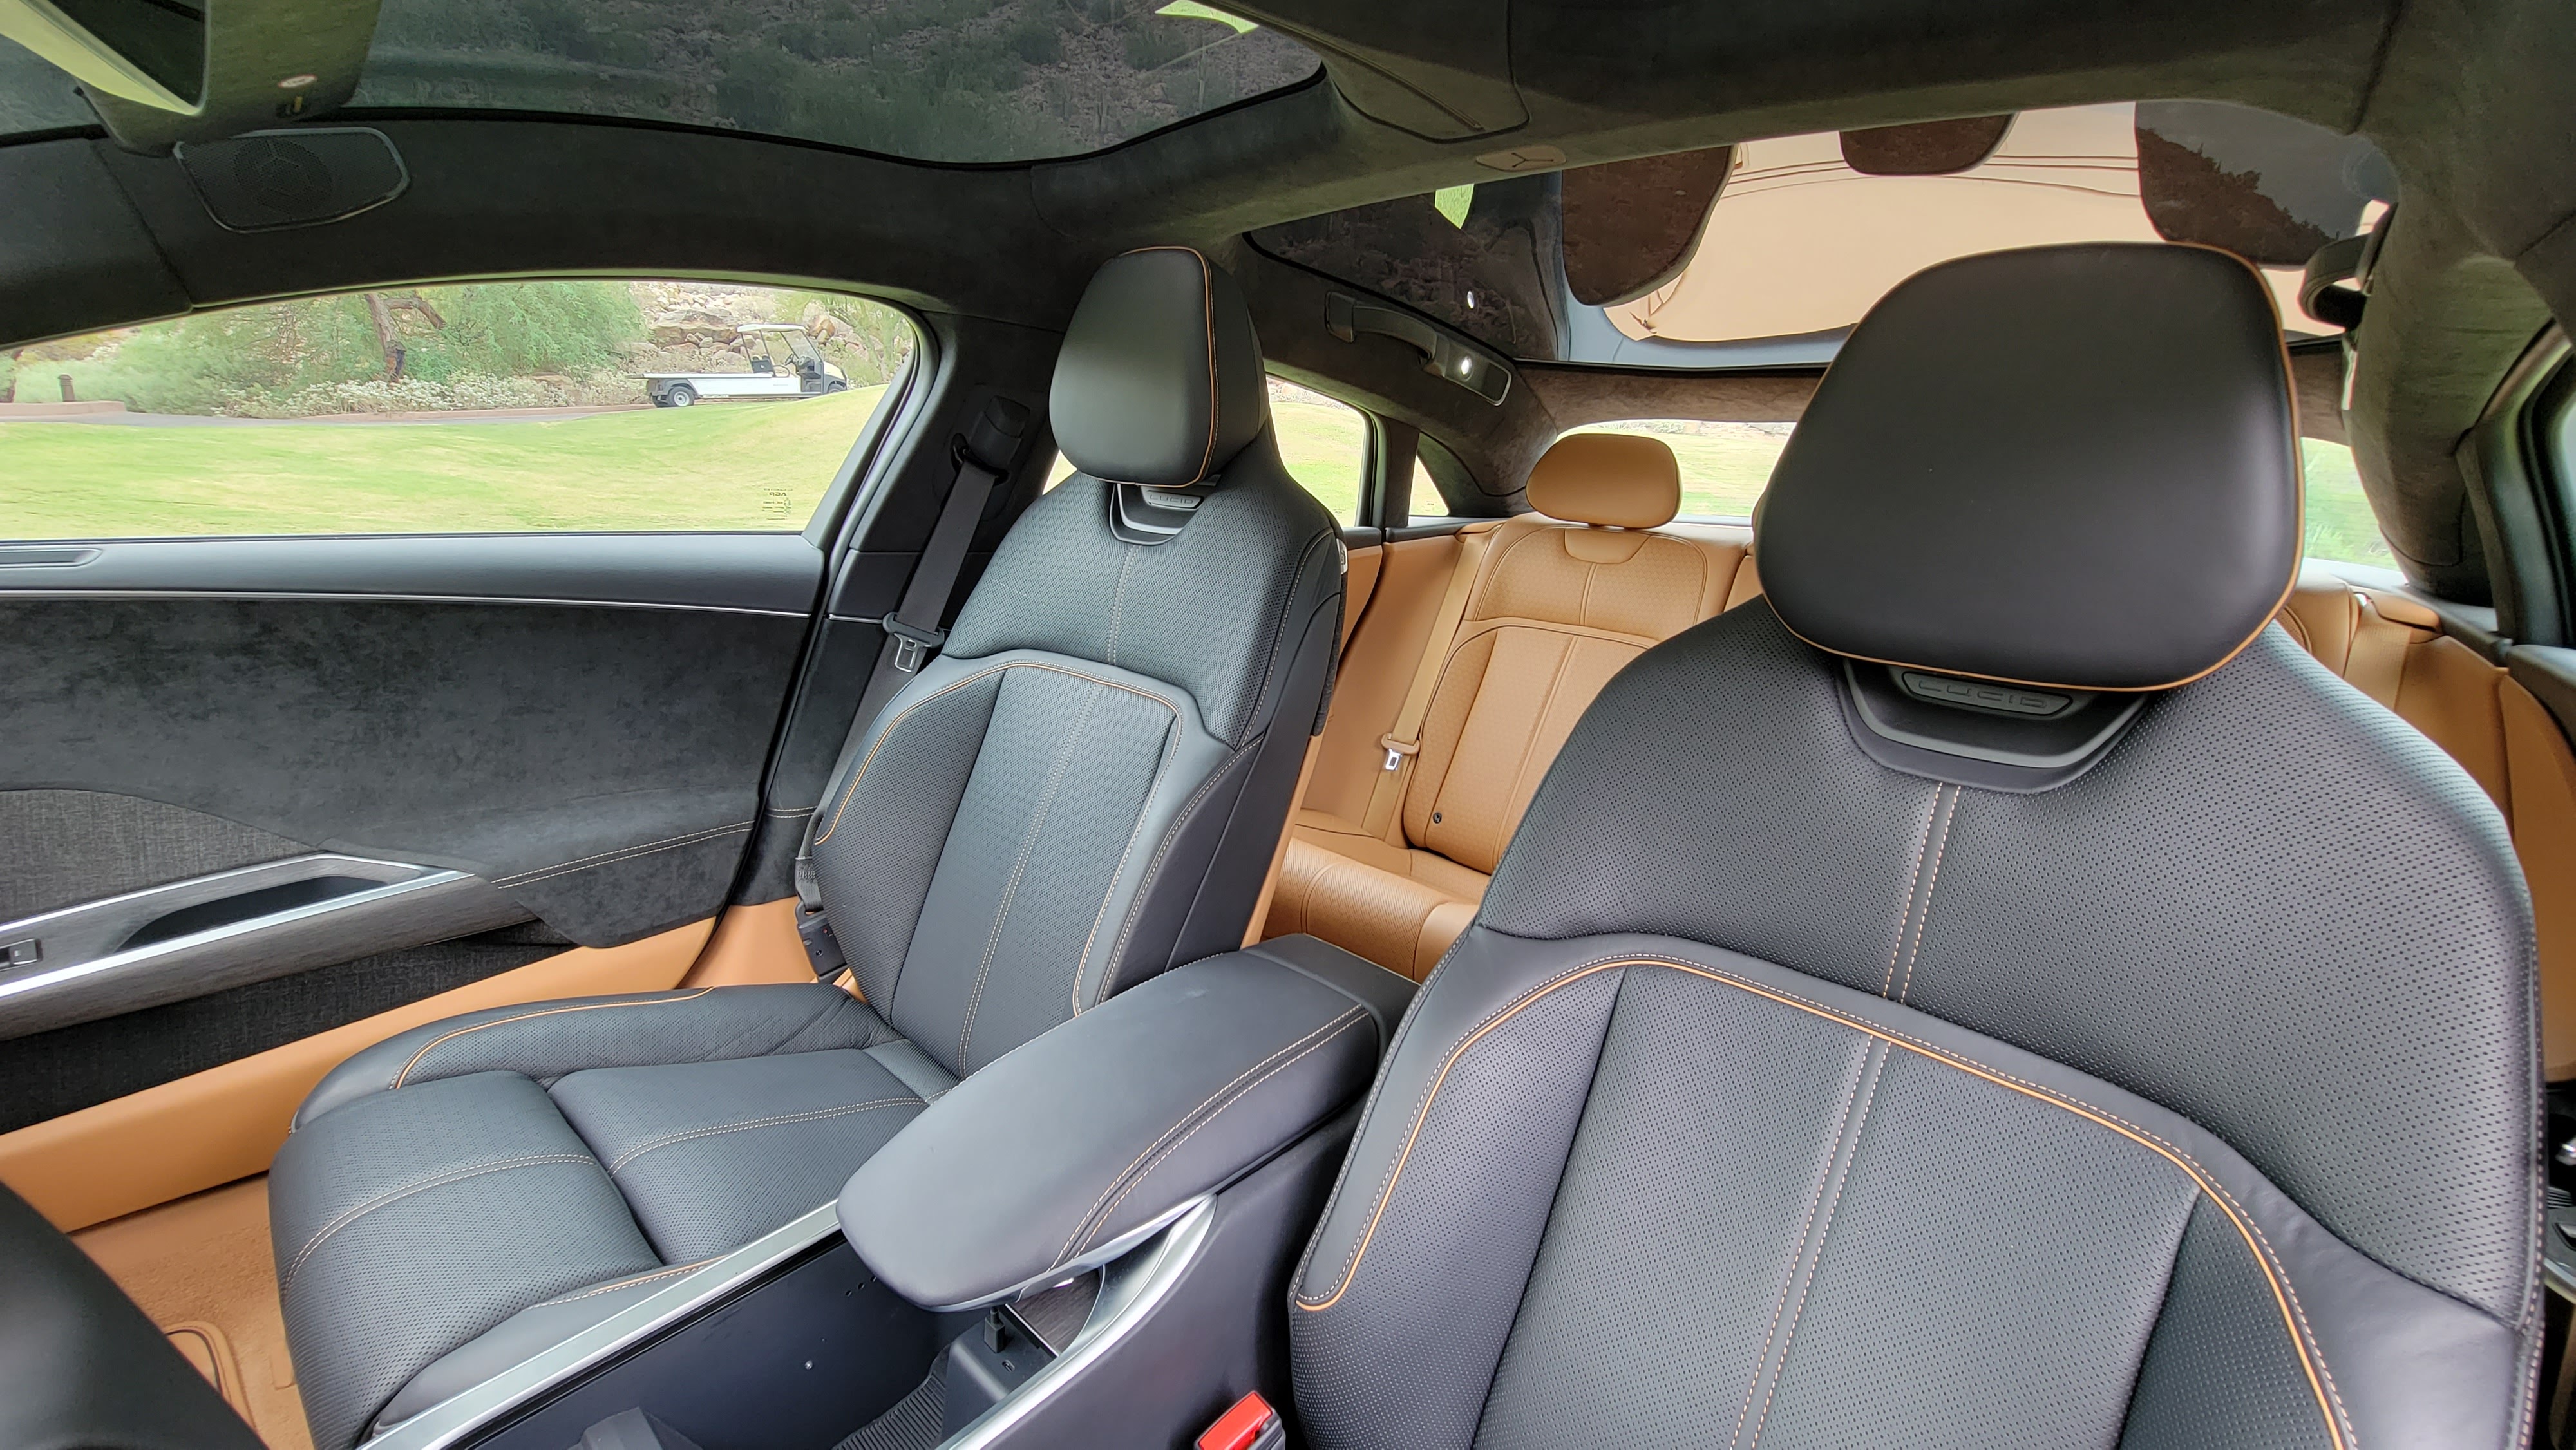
(2278, 569, 2576, 1078)
(1265, 434, 1754, 977)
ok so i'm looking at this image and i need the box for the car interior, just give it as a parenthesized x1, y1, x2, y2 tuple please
(2, 1, 2573, 1448)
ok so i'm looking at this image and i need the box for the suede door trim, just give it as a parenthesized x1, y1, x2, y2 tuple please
(1293, 954, 2349, 1450)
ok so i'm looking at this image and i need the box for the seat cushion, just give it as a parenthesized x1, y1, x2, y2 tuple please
(550, 1050, 928, 1262)
(272, 984, 933, 1450)
(1267, 824, 1487, 981)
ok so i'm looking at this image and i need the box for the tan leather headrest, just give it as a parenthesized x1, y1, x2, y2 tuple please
(1525, 433, 1681, 529)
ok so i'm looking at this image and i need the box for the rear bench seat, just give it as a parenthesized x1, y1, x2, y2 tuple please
(1264, 433, 1757, 977)
(2278, 568, 2576, 1077)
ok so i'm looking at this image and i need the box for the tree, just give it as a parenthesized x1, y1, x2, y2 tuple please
(363, 292, 448, 382)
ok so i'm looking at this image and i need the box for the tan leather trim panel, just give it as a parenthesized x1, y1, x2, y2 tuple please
(1341, 543, 1383, 652)
(1302, 534, 1465, 825)
(0, 917, 715, 1232)
(2391, 634, 2510, 811)
(680, 898, 815, 987)
(1525, 433, 1681, 529)
(77, 1177, 312, 1450)
(1725, 551, 1763, 610)
(2503, 680, 2576, 1078)
(1243, 735, 1323, 948)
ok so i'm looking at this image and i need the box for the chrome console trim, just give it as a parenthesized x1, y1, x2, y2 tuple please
(0, 853, 526, 1040)
(356, 1197, 1217, 1450)
(363, 1202, 849, 1450)
(940, 1198, 1216, 1450)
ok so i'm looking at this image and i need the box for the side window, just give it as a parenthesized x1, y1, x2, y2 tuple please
(1563, 420, 1791, 522)
(1265, 377, 1368, 522)
(2298, 438, 2396, 570)
(1043, 374, 1371, 523)
(0, 281, 915, 538)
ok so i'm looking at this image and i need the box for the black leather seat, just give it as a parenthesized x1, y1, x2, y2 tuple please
(1285, 245, 2539, 1448)
(267, 248, 1344, 1450)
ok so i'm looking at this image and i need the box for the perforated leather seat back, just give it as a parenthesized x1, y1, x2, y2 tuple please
(1286, 245, 2539, 1450)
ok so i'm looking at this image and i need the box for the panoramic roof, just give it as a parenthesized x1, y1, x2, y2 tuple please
(0, 0, 1323, 163)
(1254, 102, 2396, 369)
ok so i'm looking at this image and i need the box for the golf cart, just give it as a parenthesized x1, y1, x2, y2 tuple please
(642, 323, 847, 406)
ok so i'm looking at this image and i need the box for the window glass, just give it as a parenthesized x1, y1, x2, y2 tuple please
(2299, 438, 2395, 569)
(1042, 375, 1369, 523)
(1253, 101, 2393, 370)
(0, 281, 914, 538)
(1564, 420, 1790, 522)
(1267, 377, 1367, 522)
(338, 0, 1319, 165)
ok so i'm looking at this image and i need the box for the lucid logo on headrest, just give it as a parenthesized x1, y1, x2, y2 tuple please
(1897, 670, 2072, 718)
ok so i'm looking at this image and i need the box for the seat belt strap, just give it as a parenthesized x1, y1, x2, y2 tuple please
(880, 397, 1028, 674)
(792, 397, 1029, 977)
(1359, 523, 1492, 840)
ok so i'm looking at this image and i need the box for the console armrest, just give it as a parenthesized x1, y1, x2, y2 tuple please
(838, 936, 1411, 1311)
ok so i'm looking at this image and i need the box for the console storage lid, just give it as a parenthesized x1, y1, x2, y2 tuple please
(838, 936, 1410, 1312)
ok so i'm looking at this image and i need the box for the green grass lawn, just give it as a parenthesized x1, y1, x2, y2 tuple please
(1, 382, 2403, 576)
(1041, 383, 1370, 522)
(0, 386, 887, 536)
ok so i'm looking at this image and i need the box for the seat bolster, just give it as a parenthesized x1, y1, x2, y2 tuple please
(295, 984, 891, 1129)
(373, 1265, 706, 1432)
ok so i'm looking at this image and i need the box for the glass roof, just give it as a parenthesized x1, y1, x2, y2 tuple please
(0, 1, 1322, 162)
(348, 0, 1318, 162)
(1253, 102, 2396, 370)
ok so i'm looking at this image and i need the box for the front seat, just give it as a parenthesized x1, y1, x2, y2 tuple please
(267, 247, 1343, 1450)
(1287, 244, 2537, 1448)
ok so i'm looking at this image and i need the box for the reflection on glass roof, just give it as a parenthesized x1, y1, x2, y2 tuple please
(0, 36, 92, 135)
(346, 0, 1318, 163)
(1253, 102, 2395, 370)
(1605, 105, 2360, 346)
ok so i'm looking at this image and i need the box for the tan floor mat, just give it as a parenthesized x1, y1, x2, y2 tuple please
(74, 1176, 313, 1450)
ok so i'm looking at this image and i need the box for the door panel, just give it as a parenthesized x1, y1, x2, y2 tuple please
(0, 534, 824, 1130)
(0, 554, 815, 945)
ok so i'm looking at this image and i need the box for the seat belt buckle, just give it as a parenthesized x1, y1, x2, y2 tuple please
(1379, 735, 1419, 771)
(882, 614, 948, 673)
(1197, 1393, 1284, 1450)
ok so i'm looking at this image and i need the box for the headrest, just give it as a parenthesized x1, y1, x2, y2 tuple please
(1050, 248, 1269, 488)
(1757, 243, 2300, 692)
(1526, 433, 1681, 529)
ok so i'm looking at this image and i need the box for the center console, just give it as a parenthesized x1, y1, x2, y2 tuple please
(360, 936, 1414, 1450)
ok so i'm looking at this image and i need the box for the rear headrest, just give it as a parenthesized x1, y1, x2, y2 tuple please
(1526, 433, 1681, 529)
(1051, 248, 1269, 488)
(1757, 243, 2300, 692)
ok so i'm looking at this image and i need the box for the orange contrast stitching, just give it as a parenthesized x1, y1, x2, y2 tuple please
(1291, 956, 2349, 1450)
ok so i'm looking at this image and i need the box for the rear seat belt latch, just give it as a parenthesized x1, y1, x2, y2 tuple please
(1379, 735, 1419, 771)
(1198, 1392, 1285, 1450)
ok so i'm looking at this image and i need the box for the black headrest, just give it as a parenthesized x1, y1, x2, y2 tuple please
(1050, 248, 1269, 488)
(1758, 243, 2301, 692)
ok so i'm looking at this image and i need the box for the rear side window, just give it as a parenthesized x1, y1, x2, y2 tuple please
(1563, 420, 1790, 522)
(1045, 374, 1372, 523)
(1266, 377, 1368, 522)
(0, 280, 915, 538)
(2298, 439, 2396, 569)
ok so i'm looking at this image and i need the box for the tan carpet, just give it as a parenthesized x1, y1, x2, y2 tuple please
(75, 1176, 313, 1450)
